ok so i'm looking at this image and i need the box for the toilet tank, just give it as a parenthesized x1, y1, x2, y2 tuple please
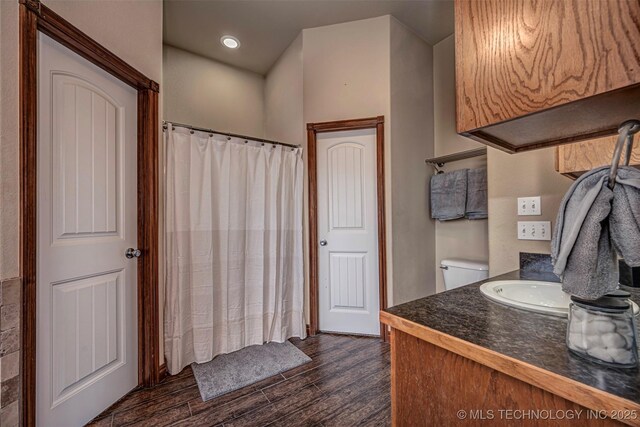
(441, 259, 489, 290)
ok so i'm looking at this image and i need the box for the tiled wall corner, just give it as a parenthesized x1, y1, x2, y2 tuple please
(0, 278, 21, 427)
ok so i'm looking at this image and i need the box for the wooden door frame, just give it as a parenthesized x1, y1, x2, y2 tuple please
(19, 1, 161, 426)
(307, 116, 388, 342)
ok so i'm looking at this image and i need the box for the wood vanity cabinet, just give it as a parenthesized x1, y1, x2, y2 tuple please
(455, 0, 640, 153)
(386, 328, 626, 427)
(556, 136, 640, 179)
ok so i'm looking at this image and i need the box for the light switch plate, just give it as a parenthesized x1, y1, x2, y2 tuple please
(518, 196, 541, 216)
(518, 221, 551, 241)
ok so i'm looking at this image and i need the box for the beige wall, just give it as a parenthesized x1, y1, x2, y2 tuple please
(0, 0, 20, 282)
(389, 18, 436, 304)
(302, 16, 395, 304)
(265, 34, 304, 145)
(433, 35, 489, 293)
(0, 5, 21, 409)
(433, 36, 483, 156)
(302, 17, 391, 124)
(163, 45, 265, 137)
(488, 147, 572, 275)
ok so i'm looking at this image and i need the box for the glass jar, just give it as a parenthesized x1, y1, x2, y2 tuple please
(606, 289, 632, 300)
(566, 296, 638, 368)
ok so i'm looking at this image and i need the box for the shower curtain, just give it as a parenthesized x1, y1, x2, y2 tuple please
(164, 124, 306, 375)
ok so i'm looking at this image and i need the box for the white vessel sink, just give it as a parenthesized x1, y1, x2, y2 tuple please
(479, 280, 639, 317)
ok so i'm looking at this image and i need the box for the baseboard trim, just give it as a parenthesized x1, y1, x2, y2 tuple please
(159, 363, 168, 381)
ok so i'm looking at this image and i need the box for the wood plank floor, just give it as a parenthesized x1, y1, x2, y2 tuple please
(87, 334, 390, 427)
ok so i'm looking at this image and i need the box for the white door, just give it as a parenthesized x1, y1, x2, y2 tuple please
(37, 33, 138, 427)
(317, 129, 380, 335)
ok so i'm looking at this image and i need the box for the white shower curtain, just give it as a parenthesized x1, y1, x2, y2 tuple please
(164, 124, 306, 375)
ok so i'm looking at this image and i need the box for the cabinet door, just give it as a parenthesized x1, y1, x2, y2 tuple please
(556, 136, 640, 179)
(455, 0, 640, 152)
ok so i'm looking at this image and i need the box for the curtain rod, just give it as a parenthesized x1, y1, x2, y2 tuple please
(163, 121, 301, 149)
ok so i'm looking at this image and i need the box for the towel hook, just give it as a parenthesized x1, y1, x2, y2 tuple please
(608, 119, 640, 189)
(428, 162, 445, 175)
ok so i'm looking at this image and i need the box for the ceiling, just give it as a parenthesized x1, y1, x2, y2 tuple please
(163, 0, 455, 75)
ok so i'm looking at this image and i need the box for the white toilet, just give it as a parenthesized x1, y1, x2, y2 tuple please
(441, 259, 489, 290)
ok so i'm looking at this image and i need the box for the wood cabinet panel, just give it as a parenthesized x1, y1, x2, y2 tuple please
(556, 136, 640, 179)
(391, 329, 623, 426)
(455, 0, 640, 152)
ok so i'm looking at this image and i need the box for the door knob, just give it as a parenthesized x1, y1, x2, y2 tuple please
(319, 240, 328, 246)
(125, 248, 142, 259)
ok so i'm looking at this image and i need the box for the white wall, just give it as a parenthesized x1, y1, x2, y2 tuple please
(163, 45, 265, 137)
(389, 18, 436, 304)
(433, 35, 489, 293)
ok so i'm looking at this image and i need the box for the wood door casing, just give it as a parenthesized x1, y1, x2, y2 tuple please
(307, 117, 388, 342)
(19, 1, 160, 426)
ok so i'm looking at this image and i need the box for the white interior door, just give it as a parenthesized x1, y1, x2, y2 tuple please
(317, 128, 380, 336)
(37, 33, 138, 427)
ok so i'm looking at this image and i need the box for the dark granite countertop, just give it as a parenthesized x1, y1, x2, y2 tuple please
(383, 270, 640, 406)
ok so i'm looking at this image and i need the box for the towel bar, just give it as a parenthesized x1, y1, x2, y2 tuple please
(425, 148, 487, 174)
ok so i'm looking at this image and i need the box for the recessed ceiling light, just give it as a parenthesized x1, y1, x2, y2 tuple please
(220, 36, 240, 49)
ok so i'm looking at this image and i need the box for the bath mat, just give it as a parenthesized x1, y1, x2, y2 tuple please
(191, 341, 311, 401)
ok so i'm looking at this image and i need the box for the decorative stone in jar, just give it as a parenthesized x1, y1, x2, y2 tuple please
(566, 296, 638, 368)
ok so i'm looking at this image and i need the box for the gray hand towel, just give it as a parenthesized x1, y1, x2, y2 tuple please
(610, 167, 640, 267)
(552, 166, 640, 300)
(552, 167, 616, 299)
(430, 169, 468, 221)
(465, 168, 487, 220)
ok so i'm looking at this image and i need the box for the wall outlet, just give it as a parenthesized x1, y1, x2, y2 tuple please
(517, 196, 541, 216)
(518, 221, 551, 241)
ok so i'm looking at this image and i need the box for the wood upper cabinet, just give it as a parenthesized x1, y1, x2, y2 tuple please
(556, 135, 640, 179)
(455, 0, 640, 153)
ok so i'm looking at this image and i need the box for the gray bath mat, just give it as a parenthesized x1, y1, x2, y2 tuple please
(191, 341, 311, 401)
